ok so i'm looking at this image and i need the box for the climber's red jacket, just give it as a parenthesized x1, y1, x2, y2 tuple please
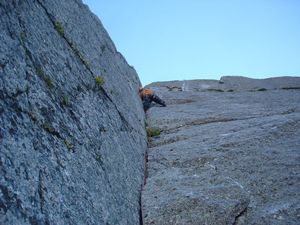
(139, 88, 154, 100)
(139, 88, 166, 111)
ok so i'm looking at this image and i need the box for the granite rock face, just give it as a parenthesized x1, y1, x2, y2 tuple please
(0, 1, 146, 225)
(142, 77, 300, 225)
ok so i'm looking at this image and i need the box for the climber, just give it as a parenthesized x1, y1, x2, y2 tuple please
(139, 87, 166, 111)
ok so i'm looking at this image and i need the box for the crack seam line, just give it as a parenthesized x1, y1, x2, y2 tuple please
(11, 10, 143, 142)
(163, 111, 300, 133)
(232, 204, 248, 225)
(148, 114, 300, 149)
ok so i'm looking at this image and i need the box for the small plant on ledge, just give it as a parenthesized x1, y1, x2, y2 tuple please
(95, 76, 104, 87)
(54, 21, 64, 36)
(61, 95, 70, 107)
(146, 127, 161, 137)
(64, 139, 73, 151)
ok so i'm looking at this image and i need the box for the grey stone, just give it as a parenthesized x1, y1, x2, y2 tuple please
(142, 77, 300, 225)
(0, 1, 146, 225)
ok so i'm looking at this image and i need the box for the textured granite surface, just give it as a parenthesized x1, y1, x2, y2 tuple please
(0, 1, 146, 224)
(142, 77, 300, 225)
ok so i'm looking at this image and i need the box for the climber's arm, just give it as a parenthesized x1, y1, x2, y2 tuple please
(151, 94, 166, 107)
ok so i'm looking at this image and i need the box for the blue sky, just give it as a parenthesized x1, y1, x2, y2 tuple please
(83, 0, 300, 85)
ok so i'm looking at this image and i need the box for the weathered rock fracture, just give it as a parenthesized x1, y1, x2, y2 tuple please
(142, 77, 300, 225)
(0, 1, 146, 224)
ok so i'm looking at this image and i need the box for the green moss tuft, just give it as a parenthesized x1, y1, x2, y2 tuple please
(146, 127, 161, 137)
(95, 76, 104, 87)
(44, 76, 53, 88)
(42, 123, 55, 134)
(35, 64, 54, 88)
(54, 21, 64, 36)
(35, 64, 44, 78)
(61, 95, 69, 106)
(64, 139, 73, 151)
(20, 31, 26, 43)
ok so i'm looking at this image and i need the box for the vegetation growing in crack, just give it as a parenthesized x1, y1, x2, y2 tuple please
(41, 122, 55, 134)
(146, 127, 161, 137)
(43, 76, 53, 88)
(70, 42, 90, 70)
(35, 64, 54, 88)
(64, 139, 73, 151)
(54, 21, 64, 36)
(95, 76, 104, 87)
(20, 31, 26, 44)
(61, 95, 70, 107)
(41, 122, 61, 138)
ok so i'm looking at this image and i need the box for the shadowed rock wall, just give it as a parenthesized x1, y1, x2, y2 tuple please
(142, 77, 300, 225)
(0, 1, 146, 224)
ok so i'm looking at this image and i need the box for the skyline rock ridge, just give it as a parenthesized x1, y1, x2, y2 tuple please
(1, 0, 146, 224)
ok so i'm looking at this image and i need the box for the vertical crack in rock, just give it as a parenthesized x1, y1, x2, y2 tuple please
(139, 191, 144, 225)
(36, 0, 138, 134)
(38, 169, 46, 214)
